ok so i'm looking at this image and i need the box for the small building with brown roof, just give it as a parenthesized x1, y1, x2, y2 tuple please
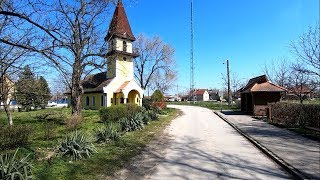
(190, 89, 209, 101)
(240, 75, 287, 116)
(69, 0, 143, 109)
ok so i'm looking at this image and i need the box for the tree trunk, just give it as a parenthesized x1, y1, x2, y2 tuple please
(3, 102, 13, 126)
(71, 61, 83, 116)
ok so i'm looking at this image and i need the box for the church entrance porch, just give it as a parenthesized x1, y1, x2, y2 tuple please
(128, 90, 141, 106)
(112, 90, 141, 106)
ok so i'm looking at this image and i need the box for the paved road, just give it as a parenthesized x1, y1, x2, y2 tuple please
(150, 105, 290, 179)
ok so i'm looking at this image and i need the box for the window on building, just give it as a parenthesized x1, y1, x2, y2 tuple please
(100, 95, 104, 107)
(92, 96, 95, 106)
(123, 41, 127, 52)
(123, 57, 127, 61)
(120, 98, 124, 104)
(86, 96, 89, 106)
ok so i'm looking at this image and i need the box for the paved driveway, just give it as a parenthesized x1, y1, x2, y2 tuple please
(217, 111, 320, 179)
(150, 105, 289, 179)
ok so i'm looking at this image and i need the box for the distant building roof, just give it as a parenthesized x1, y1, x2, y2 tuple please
(190, 89, 208, 95)
(240, 75, 286, 93)
(289, 85, 310, 92)
(105, 0, 136, 41)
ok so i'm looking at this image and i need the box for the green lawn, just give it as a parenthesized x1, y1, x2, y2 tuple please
(0, 107, 178, 179)
(168, 101, 239, 111)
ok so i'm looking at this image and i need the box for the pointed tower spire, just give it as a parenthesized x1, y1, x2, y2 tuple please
(105, 0, 136, 41)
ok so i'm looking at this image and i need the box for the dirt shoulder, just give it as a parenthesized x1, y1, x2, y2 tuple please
(110, 109, 183, 180)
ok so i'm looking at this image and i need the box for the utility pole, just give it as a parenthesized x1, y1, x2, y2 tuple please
(226, 59, 231, 106)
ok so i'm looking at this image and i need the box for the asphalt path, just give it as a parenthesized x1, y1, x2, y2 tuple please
(150, 105, 290, 179)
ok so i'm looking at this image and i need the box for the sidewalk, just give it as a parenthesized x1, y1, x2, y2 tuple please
(215, 111, 320, 179)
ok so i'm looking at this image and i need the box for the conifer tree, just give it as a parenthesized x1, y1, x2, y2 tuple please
(36, 76, 51, 108)
(15, 66, 37, 111)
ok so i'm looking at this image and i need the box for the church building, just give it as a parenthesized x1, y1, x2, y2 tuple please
(79, 0, 143, 109)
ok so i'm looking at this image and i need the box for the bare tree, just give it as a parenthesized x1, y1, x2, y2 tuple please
(133, 34, 175, 90)
(150, 68, 177, 94)
(264, 58, 290, 87)
(0, 6, 31, 125)
(221, 72, 244, 99)
(0, 0, 115, 116)
(288, 64, 317, 104)
(291, 25, 320, 78)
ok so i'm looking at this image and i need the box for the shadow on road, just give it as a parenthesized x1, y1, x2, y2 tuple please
(114, 135, 290, 179)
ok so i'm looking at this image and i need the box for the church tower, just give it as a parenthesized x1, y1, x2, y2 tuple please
(105, 0, 139, 81)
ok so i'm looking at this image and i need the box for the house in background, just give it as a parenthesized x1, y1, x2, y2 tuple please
(240, 75, 287, 116)
(285, 85, 314, 101)
(0, 74, 15, 108)
(208, 89, 220, 101)
(194, 89, 210, 101)
(68, 0, 143, 110)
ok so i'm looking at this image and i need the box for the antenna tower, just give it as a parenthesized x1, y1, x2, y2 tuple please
(190, 0, 196, 103)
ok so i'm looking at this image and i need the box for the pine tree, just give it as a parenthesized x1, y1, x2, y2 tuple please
(15, 66, 37, 111)
(36, 76, 51, 108)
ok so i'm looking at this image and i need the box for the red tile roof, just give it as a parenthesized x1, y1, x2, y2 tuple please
(115, 81, 130, 93)
(240, 75, 287, 93)
(288, 85, 312, 93)
(105, 0, 135, 41)
(250, 82, 287, 92)
(190, 89, 207, 95)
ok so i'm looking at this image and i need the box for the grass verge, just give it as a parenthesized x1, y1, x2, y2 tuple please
(0, 107, 179, 179)
(168, 101, 239, 111)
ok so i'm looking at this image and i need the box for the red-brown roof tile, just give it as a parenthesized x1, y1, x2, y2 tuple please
(189, 89, 207, 95)
(105, 0, 135, 41)
(250, 82, 287, 92)
(115, 81, 130, 93)
(240, 75, 287, 93)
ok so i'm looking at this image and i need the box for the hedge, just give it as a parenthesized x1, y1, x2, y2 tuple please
(269, 102, 320, 128)
(100, 104, 142, 123)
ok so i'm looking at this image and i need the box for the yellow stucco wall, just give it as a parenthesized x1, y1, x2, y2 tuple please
(107, 55, 133, 80)
(116, 58, 134, 80)
(82, 93, 106, 110)
(128, 90, 140, 105)
(115, 38, 132, 53)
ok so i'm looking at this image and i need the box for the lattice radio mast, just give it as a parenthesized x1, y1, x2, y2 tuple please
(190, 0, 196, 103)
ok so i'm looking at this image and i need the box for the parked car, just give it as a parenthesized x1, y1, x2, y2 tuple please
(56, 99, 68, 107)
(47, 100, 57, 107)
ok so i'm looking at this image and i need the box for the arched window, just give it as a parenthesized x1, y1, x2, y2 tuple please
(100, 95, 104, 107)
(92, 96, 95, 106)
(123, 41, 127, 52)
(86, 96, 89, 106)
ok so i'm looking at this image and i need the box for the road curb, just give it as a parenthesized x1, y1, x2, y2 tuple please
(214, 111, 308, 180)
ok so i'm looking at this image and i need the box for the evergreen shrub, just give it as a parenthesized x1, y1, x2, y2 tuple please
(100, 104, 142, 123)
(0, 125, 33, 150)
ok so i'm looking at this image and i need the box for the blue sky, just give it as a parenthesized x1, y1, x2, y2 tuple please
(122, 0, 319, 93)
